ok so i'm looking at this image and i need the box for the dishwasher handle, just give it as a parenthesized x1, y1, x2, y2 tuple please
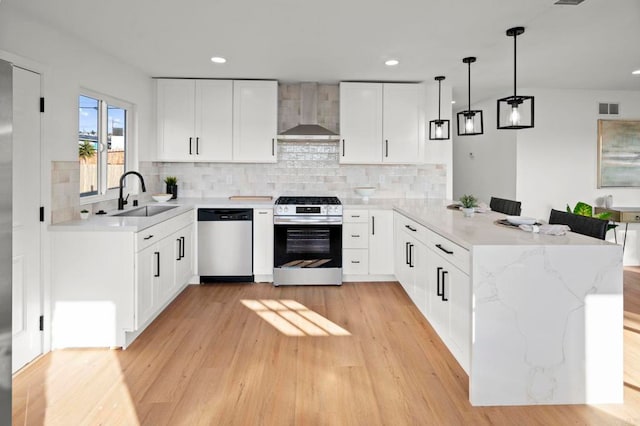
(198, 208, 253, 221)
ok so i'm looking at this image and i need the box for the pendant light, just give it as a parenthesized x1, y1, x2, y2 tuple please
(497, 26, 534, 129)
(457, 57, 483, 136)
(429, 76, 450, 140)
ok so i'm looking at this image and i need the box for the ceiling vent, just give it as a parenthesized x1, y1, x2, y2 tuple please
(598, 102, 620, 115)
(554, 0, 585, 4)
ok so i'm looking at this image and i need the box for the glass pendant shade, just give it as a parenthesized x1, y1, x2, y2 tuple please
(429, 76, 450, 140)
(497, 27, 535, 129)
(457, 57, 483, 136)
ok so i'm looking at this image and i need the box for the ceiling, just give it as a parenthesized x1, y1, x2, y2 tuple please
(4, 0, 640, 104)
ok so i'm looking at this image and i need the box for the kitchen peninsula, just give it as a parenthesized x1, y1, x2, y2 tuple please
(378, 198, 622, 406)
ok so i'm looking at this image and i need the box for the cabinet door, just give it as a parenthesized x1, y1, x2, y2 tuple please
(195, 80, 233, 161)
(339, 82, 383, 164)
(233, 80, 278, 163)
(412, 241, 429, 316)
(343, 249, 369, 275)
(383, 83, 422, 164)
(369, 210, 394, 275)
(157, 234, 177, 307)
(175, 223, 194, 289)
(343, 223, 369, 249)
(394, 216, 412, 290)
(136, 245, 158, 329)
(427, 248, 449, 337)
(157, 79, 196, 161)
(253, 209, 274, 277)
(448, 264, 471, 371)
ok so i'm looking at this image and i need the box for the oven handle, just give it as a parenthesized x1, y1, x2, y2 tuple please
(274, 216, 343, 225)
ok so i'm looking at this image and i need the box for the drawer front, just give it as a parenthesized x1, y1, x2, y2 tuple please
(620, 212, 640, 223)
(344, 209, 369, 223)
(136, 210, 195, 252)
(394, 212, 429, 245)
(343, 249, 369, 274)
(343, 223, 369, 248)
(427, 232, 470, 275)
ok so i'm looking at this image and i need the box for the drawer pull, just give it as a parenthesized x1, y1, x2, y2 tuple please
(405, 225, 417, 232)
(351, 260, 360, 264)
(351, 215, 360, 218)
(258, 211, 269, 215)
(436, 243, 453, 255)
(351, 234, 360, 238)
(143, 235, 154, 240)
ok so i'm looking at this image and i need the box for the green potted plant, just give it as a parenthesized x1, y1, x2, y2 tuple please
(80, 209, 90, 220)
(459, 194, 477, 217)
(164, 176, 178, 199)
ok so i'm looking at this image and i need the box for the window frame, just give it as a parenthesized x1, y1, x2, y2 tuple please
(78, 89, 136, 204)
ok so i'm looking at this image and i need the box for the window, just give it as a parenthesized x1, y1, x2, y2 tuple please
(78, 92, 130, 199)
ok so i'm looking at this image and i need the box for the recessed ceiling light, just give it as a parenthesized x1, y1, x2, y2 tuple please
(633, 69, 640, 75)
(451, 100, 456, 104)
(385, 59, 399, 66)
(211, 56, 227, 64)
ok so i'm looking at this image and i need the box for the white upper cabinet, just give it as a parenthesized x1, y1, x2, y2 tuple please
(339, 82, 383, 164)
(383, 83, 423, 164)
(339, 82, 423, 164)
(157, 79, 233, 162)
(233, 80, 278, 163)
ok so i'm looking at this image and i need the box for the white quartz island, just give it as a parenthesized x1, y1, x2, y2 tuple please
(391, 199, 623, 406)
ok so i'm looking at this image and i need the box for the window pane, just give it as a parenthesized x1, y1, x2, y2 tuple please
(79, 95, 99, 196)
(107, 105, 126, 190)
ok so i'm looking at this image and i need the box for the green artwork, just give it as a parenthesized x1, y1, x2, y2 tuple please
(598, 119, 640, 187)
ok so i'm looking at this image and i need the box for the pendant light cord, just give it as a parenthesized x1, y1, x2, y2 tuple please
(438, 79, 442, 120)
(513, 32, 517, 98)
(467, 61, 471, 112)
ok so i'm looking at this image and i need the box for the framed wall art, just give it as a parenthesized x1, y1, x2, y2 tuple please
(597, 119, 640, 187)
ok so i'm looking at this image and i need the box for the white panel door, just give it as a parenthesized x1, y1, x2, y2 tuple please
(369, 210, 394, 275)
(232, 80, 277, 163)
(195, 80, 233, 161)
(157, 79, 196, 161)
(135, 245, 156, 330)
(12, 66, 42, 372)
(339, 82, 383, 164)
(383, 83, 422, 164)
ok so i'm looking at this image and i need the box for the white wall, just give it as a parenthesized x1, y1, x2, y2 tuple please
(516, 88, 640, 264)
(0, 4, 155, 162)
(452, 97, 517, 204)
(425, 82, 453, 200)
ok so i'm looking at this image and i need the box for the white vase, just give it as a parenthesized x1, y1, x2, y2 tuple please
(80, 211, 90, 220)
(605, 195, 613, 209)
(461, 207, 475, 217)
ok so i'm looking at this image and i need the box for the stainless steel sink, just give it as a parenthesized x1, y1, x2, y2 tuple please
(113, 205, 178, 217)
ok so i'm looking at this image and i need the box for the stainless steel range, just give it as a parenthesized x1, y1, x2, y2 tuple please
(273, 196, 343, 286)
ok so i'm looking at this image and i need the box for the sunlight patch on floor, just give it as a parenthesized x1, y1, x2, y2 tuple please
(241, 299, 351, 337)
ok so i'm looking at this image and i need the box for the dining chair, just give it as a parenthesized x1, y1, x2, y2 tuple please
(548, 209, 609, 240)
(489, 197, 522, 216)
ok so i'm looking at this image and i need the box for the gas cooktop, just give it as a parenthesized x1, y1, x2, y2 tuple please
(275, 196, 341, 205)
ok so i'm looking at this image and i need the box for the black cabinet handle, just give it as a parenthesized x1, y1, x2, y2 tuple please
(405, 242, 411, 265)
(143, 235, 154, 240)
(405, 224, 417, 232)
(180, 236, 185, 259)
(436, 266, 443, 297)
(372, 216, 375, 235)
(272, 138, 275, 156)
(351, 260, 360, 264)
(441, 270, 449, 301)
(154, 251, 160, 277)
(351, 234, 360, 238)
(342, 139, 345, 157)
(408, 244, 414, 268)
(258, 211, 268, 215)
(189, 137, 193, 155)
(176, 239, 181, 261)
(436, 243, 453, 255)
(196, 137, 200, 155)
(385, 139, 389, 157)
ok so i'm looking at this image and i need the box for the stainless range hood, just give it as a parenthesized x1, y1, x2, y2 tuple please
(278, 82, 340, 141)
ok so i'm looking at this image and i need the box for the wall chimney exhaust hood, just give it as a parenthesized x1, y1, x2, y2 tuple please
(278, 82, 340, 141)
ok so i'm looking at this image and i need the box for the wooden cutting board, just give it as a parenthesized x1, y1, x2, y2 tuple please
(228, 195, 273, 201)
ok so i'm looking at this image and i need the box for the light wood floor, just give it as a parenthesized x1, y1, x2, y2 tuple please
(12, 268, 640, 425)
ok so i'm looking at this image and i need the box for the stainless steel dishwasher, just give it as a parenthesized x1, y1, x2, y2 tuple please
(198, 208, 253, 282)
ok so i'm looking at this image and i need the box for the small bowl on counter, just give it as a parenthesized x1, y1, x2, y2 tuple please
(354, 186, 376, 201)
(152, 193, 173, 203)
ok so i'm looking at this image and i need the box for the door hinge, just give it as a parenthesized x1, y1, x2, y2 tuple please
(40, 97, 45, 113)
(39, 315, 44, 331)
(40, 206, 44, 222)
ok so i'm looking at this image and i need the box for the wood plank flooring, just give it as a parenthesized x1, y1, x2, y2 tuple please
(12, 268, 640, 425)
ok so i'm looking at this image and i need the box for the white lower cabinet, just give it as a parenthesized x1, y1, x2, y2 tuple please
(343, 209, 394, 279)
(394, 211, 471, 373)
(253, 208, 274, 281)
(51, 210, 195, 349)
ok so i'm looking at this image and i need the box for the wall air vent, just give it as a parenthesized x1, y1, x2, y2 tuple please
(598, 102, 620, 115)
(554, 0, 585, 5)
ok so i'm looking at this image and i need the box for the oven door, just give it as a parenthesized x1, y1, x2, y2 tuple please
(274, 221, 342, 269)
